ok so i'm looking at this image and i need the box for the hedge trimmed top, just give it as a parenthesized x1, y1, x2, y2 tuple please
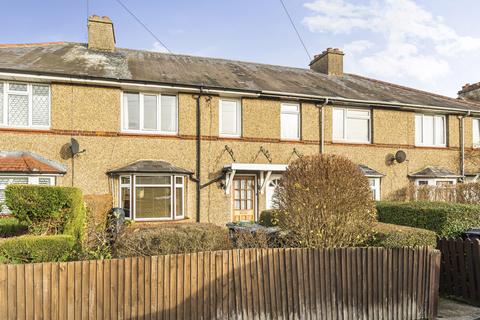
(5, 185, 86, 241)
(377, 201, 480, 237)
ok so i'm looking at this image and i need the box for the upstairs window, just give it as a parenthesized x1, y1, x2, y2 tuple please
(473, 118, 480, 148)
(281, 103, 300, 140)
(415, 114, 446, 147)
(122, 92, 178, 134)
(332, 107, 371, 143)
(0, 82, 50, 129)
(219, 98, 241, 137)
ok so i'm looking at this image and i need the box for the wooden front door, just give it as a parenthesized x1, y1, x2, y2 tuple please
(232, 176, 255, 222)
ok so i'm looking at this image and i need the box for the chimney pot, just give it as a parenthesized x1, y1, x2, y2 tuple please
(88, 15, 116, 52)
(309, 47, 344, 76)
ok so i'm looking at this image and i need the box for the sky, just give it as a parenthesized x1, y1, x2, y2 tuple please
(1, 0, 479, 98)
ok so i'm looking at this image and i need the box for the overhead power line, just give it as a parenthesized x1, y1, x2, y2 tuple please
(279, 0, 312, 61)
(114, 0, 172, 53)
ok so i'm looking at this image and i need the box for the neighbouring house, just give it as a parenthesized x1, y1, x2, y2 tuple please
(0, 15, 479, 223)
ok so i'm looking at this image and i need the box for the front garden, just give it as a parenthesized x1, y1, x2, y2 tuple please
(0, 154, 460, 264)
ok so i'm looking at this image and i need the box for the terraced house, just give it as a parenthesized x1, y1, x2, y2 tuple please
(0, 16, 479, 224)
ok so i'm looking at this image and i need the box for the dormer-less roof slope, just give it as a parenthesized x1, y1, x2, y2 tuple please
(408, 166, 462, 178)
(107, 160, 192, 175)
(0, 151, 66, 174)
(0, 42, 478, 112)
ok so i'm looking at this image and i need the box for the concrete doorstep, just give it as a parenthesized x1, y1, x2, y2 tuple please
(438, 298, 480, 320)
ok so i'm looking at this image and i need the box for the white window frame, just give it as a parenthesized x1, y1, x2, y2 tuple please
(219, 98, 242, 137)
(415, 114, 446, 147)
(280, 102, 301, 140)
(473, 118, 480, 148)
(332, 107, 371, 143)
(120, 174, 186, 221)
(0, 175, 56, 213)
(121, 92, 178, 135)
(175, 176, 185, 219)
(119, 175, 132, 219)
(368, 178, 381, 201)
(414, 178, 457, 186)
(0, 81, 51, 129)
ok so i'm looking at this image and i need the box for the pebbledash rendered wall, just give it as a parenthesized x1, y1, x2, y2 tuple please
(0, 82, 477, 225)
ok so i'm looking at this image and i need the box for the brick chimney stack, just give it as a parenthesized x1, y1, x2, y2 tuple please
(458, 83, 480, 102)
(88, 15, 116, 52)
(309, 48, 344, 76)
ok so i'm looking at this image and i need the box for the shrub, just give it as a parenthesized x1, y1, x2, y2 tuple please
(368, 222, 437, 248)
(0, 217, 28, 237)
(82, 194, 113, 260)
(259, 210, 282, 227)
(377, 201, 480, 237)
(5, 185, 86, 241)
(114, 223, 231, 257)
(0, 235, 75, 264)
(274, 154, 376, 247)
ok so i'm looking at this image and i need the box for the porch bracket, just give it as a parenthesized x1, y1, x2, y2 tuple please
(225, 169, 236, 195)
(260, 171, 272, 194)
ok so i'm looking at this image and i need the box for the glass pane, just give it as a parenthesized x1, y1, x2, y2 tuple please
(473, 119, 480, 146)
(12, 177, 28, 184)
(136, 176, 171, 185)
(143, 95, 157, 130)
(281, 104, 299, 113)
(422, 115, 434, 145)
(220, 100, 239, 135)
(8, 94, 29, 126)
(415, 114, 422, 145)
(121, 176, 131, 184)
(32, 85, 50, 126)
(121, 187, 131, 218)
(234, 190, 240, 199)
(346, 117, 369, 141)
(124, 93, 140, 130)
(0, 83, 3, 124)
(347, 109, 369, 118)
(234, 200, 240, 209)
(38, 178, 51, 185)
(175, 176, 183, 185)
(247, 200, 252, 210)
(9, 83, 27, 91)
(175, 187, 183, 217)
(281, 113, 299, 139)
(240, 180, 245, 189)
(160, 95, 177, 132)
(135, 187, 171, 218)
(333, 108, 344, 140)
(435, 116, 445, 145)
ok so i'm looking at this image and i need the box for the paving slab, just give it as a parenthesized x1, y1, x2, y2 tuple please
(438, 298, 480, 320)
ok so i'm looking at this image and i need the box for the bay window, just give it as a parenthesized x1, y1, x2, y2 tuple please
(122, 92, 178, 134)
(281, 103, 300, 140)
(415, 114, 446, 147)
(0, 82, 50, 128)
(119, 174, 185, 220)
(332, 108, 370, 143)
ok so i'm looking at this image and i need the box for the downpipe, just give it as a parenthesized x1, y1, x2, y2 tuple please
(316, 98, 329, 154)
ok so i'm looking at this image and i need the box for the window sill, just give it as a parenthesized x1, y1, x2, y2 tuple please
(332, 140, 371, 145)
(414, 145, 447, 149)
(121, 130, 178, 135)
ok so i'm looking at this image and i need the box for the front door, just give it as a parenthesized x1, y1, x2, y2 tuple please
(232, 176, 255, 222)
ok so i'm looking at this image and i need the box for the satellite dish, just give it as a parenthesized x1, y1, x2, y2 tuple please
(70, 138, 85, 156)
(394, 150, 407, 163)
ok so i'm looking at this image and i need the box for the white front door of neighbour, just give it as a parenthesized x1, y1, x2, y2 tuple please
(266, 176, 281, 210)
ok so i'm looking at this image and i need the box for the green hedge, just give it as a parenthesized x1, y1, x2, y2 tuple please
(0, 235, 76, 264)
(368, 222, 437, 248)
(377, 201, 480, 237)
(5, 185, 86, 241)
(259, 210, 281, 227)
(0, 217, 28, 238)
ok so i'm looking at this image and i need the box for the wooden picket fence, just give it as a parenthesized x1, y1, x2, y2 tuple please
(437, 237, 480, 306)
(0, 247, 440, 320)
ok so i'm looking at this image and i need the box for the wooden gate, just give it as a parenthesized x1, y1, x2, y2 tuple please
(437, 237, 480, 305)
